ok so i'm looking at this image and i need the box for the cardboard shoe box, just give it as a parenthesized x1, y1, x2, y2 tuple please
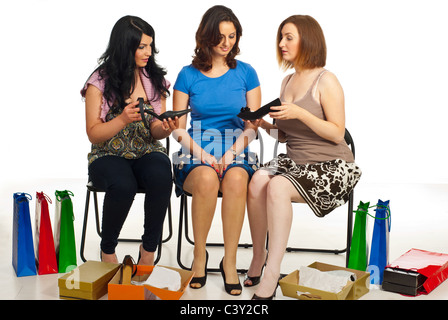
(382, 268, 426, 296)
(279, 262, 370, 300)
(108, 265, 194, 300)
(58, 260, 120, 300)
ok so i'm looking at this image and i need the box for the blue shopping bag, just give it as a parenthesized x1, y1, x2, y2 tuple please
(368, 199, 391, 285)
(12, 193, 37, 277)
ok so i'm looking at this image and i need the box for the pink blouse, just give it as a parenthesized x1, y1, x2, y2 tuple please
(81, 68, 170, 122)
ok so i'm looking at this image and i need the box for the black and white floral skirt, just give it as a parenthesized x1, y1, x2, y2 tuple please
(262, 154, 362, 217)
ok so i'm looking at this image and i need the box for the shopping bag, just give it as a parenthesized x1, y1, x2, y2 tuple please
(368, 199, 391, 285)
(384, 248, 448, 295)
(35, 192, 58, 275)
(347, 201, 370, 271)
(54, 190, 77, 273)
(12, 193, 37, 277)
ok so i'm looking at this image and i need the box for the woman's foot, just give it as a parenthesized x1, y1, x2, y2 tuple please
(101, 251, 119, 264)
(253, 268, 280, 299)
(244, 250, 267, 287)
(138, 245, 155, 266)
(190, 249, 208, 289)
(220, 257, 242, 296)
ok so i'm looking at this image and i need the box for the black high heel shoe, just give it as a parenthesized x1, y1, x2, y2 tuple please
(138, 97, 191, 128)
(190, 251, 209, 289)
(251, 277, 280, 300)
(244, 263, 266, 287)
(219, 258, 242, 296)
(237, 98, 281, 121)
(146, 109, 191, 121)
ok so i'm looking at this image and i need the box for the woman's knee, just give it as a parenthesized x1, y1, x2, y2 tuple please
(266, 176, 303, 204)
(248, 170, 270, 200)
(266, 176, 292, 202)
(110, 176, 139, 198)
(221, 168, 249, 195)
(137, 153, 173, 190)
(187, 166, 220, 195)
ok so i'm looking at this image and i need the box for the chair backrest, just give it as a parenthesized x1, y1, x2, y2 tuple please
(344, 128, 355, 159)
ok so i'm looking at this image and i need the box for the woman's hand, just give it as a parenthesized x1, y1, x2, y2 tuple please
(201, 152, 218, 168)
(269, 103, 302, 121)
(119, 101, 142, 125)
(217, 150, 235, 177)
(245, 118, 263, 128)
(161, 116, 180, 134)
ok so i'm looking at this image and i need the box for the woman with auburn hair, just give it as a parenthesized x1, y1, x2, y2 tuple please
(172, 5, 261, 296)
(245, 15, 362, 299)
(81, 16, 177, 265)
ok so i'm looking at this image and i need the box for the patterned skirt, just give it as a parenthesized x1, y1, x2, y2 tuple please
(262, 154, 362, 217)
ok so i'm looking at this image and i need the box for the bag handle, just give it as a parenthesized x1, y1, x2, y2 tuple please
(367, 204, 391, 220)
(354, 201, 391, 231)
(55, 190, 74, 201)
(36, 191, 52, 204)
(14, 192, 32, 203)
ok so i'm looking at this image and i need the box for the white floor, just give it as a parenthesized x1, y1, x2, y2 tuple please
(1, 178, 448, 300)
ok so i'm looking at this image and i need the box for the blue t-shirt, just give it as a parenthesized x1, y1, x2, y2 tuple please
(174, 60, 260, 159)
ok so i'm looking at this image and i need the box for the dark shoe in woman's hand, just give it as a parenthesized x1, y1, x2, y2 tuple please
(237, 98, 281, 120)
(138, 97, 191, 128)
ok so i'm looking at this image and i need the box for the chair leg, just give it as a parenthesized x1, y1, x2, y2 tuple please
(93, 191, 101, 238)
(154, 234, 162, 265)
(80, 189, 91, 263)
(182, 195, 195, 246)
(162, 202, 173, 243)
(345, 191, 354, 267)
(177, 195, 190, 270)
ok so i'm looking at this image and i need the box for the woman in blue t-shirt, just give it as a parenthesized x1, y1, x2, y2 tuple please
(172, 5, 261, 296)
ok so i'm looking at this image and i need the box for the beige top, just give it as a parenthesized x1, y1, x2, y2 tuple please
(276, 70, 354, 165)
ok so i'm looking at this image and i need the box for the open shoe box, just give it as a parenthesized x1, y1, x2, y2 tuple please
(108, 265, 194, 300)
(279, 262, 370, 300)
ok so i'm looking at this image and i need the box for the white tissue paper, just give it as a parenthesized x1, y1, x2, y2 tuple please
(298, 266, 354, 293)
(145, 266, 181, 291)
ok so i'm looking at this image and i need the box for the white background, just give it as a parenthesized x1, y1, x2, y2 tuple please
(1, 0, 447, 186)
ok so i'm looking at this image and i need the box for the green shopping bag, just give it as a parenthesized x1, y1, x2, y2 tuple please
(54, 190, 77, 273)
(347, 201, 370, 271)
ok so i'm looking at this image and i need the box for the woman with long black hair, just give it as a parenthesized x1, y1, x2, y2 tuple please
(81, 16, 177, 265)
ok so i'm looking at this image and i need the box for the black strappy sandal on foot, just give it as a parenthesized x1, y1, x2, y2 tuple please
(244, 253, 268, 287)
(189, 251, 209, 289)
(219, 258, 242, 296)
(237, 98, 281, 121)
(244, 264, 265, 287)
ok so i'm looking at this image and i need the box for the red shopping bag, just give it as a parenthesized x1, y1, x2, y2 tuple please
(35, 192, 58, 275)
(384, 248, 448, 295)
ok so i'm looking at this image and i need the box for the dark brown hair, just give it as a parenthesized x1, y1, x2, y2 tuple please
(192, 5, 242, 71)
(277, 15, 327, 70)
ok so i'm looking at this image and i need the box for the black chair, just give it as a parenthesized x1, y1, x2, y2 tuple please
(176, 132, 264, 273)
(272, 128, 356, 267)
(79, 138, 173, 264)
